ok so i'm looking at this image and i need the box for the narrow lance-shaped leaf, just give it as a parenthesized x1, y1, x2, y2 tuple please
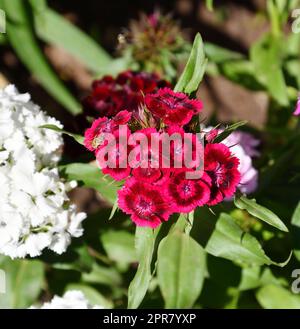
(3, 0, 81, 114)
(234, 194, 288, 232)
(157, 230, 206, 308)
(128, 227, 158, 309)
(175, 33, 207, 94)
(31, 7, 112, 75)
(39, 124, 84, 145)
(213, 120, 248, 143)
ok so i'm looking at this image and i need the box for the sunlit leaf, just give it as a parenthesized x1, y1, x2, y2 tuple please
(234, 194, 288, 232)
(157, 230, 206, 308)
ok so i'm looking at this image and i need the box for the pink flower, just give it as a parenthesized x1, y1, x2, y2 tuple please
(96, 143, 131, 181)
(294, 96, 300, 116)
(113, 110, 132, 125)
(204, 143, 241, 206)
(84, 117, 114, 151)
(84, 112, 131, 152)
(145, 88, 203, 126)
(166, 171, 211, 213)
(118, 178, 171, 228)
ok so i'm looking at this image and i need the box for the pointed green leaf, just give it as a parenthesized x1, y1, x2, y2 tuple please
(39, 124, 84, 145)
(234, 195, 288, 232)
(175, 33, 207, 94)
(3, 0, 81, 114)
(213, 120, 248, 143)
(31, 8, 112, 74)
(205, 213, 291, 267)
(128, 227, 157, 309)
(157, 231, 206, 308)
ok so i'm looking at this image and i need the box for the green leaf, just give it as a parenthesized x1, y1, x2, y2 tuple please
(0, 256, 44, 308)
(128, 227, 157, 309)
(82, 263, 122, 287)
(101, 230, 136, 265)
(213, 120, 248, 143)
(204, 213, 291, 266)
(175, 33, 207, 94)
(250, 34, 289, 106)
(108, 199, 119, 220)
(62, 163, 119, 204)
(256, 284, 300, 309)
(28, 0, 47, 12)
(205, 0, 214, 11)
(3, 0, 81, 114)
(239, 266, 262, 291)
(205, 43, 243, 63)
(291, 202, 300, 261)
(234, 195, 288, 232)
(65, 284, 113, 308)
(31, 8, 112, 74)
(157, 231, 206, 308)
(39, 124, 84, 145)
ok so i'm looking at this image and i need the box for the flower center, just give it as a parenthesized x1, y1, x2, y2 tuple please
(136, 198, 152, 216)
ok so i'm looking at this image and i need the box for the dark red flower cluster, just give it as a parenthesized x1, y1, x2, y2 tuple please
(84, 87, 241, 228)
(83, 70, 171, 118)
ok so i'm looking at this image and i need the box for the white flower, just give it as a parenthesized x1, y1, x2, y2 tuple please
(0, 85, 86, 259)
(30, 290, 105, 309)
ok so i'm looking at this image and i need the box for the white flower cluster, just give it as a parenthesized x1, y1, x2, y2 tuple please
(0, 85, 86, 258)
(30, 290, 104, 309)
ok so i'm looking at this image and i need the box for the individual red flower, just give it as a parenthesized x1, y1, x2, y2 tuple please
(145, 88, 203, 126)
(84, 111, 131, 152)
(118, 178, 171, 228)
(161, 125, 203, 171)
(204, 143, 241, 206)
(83, 71, 171, 118)
(84, 117, 113, 151)
(166, 171, 211, 213)
(96, 143, 131, 181)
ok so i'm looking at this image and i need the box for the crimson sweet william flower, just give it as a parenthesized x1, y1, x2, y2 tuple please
(204, 143, 241, 206)
(96, 142, 131, 181)
(118, 178, 171, 228)
(145, 88, 203, 126)
(166, 171, 211, 213)
(84, 111, 131, 151)
(83, 71, 171, 118)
